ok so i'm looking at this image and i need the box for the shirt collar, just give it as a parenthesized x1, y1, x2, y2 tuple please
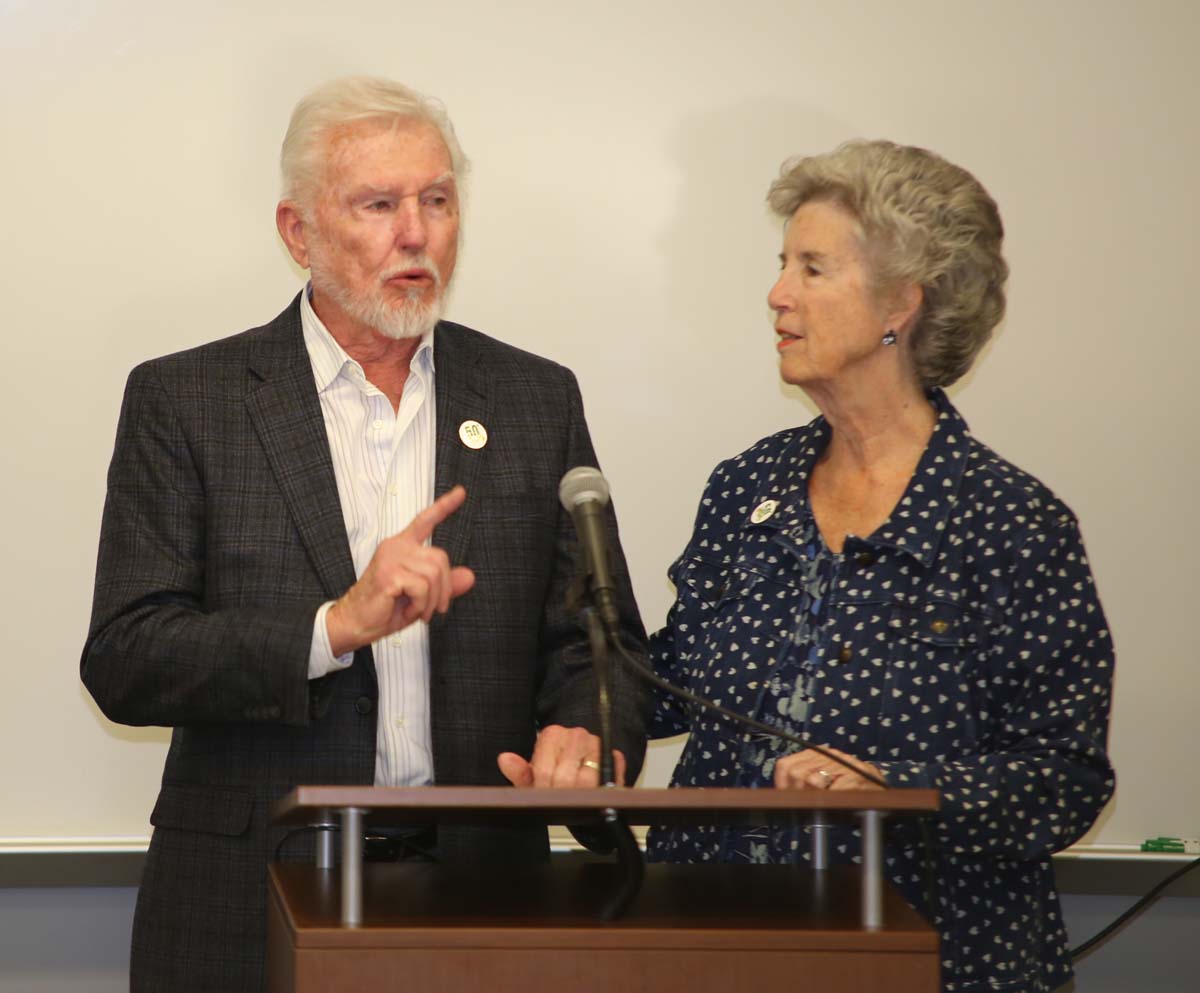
(299, 282, 436, 394)
(748, 389, 971, 566)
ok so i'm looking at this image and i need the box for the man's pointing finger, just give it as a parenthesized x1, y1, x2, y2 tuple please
(403, 485, 467, 542)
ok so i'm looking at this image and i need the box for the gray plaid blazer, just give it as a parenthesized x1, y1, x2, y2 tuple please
(82, 297, 649, 993)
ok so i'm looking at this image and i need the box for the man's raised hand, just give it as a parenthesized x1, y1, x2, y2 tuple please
(326, 485, 475, 656)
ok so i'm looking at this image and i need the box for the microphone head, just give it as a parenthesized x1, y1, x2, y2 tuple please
(559, 466, 610, 511)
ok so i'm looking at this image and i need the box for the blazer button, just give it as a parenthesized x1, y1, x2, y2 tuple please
(266, 704, 281, 719)
(837, 644, 853, 664)
(930, 619, 950, 635)
(355, 696, 375, 715)
(855, 551, 876, 567)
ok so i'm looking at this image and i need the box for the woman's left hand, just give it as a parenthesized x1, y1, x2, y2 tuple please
(774, 746, 886, 791)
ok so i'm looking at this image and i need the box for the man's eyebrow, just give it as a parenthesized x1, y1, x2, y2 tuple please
(420, 173, 456, 194)
(348, 174, 457, 199)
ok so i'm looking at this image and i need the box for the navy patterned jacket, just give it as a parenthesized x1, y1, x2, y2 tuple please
(647, 390, 1114, 993)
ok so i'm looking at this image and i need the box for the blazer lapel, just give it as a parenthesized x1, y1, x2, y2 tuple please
(432, 323, 492, 568)
(244, 299, 359, 601)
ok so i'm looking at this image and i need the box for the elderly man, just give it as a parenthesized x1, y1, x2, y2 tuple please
(82, 76, 649, 993)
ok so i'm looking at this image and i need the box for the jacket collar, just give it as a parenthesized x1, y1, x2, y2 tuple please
(430, 321, 492, 569)
(244, 294, 359, 600)
(746, 389, 971, 567)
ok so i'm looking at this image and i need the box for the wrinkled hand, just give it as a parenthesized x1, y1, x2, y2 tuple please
(497, 724, 627, 788)
(326, 486, 476, 656)
(774, 745, 885, 791)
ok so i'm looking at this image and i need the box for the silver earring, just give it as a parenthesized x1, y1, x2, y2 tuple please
(881, 331, 897, 346)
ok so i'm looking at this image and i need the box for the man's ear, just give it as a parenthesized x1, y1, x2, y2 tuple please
(276, 200, 311, 270)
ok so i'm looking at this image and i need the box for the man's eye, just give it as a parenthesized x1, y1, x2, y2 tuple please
(805, 264, 821, 276)
(424, 194, 449, 208)
(367, 200, 393, 211)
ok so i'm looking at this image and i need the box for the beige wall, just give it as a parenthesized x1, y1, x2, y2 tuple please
(2, 0, 1197, 849)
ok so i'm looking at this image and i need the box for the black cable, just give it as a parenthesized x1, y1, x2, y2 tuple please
(274, 825, 314, 862)
(606, 636, 889, 788)
(1069, 855, 1200, 960)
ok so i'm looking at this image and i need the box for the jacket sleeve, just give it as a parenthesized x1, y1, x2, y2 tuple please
(876, 518, 1115, 859)
(645, 464, 728, 740)
(532, 369, 653, 782)
(81, 362, 316, 729)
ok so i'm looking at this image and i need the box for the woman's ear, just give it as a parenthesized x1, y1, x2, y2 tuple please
(887, 282, 924, 332)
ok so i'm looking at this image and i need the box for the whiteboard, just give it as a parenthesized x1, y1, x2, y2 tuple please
(2, 0, 1197, 851)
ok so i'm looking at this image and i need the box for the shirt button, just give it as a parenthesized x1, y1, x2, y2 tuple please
(837, 644, 853, 664)
(354, 696, 375, 715)
(394, 716, 406, 729)
(855, 551, 876, 567)
(372, 419, 386, 430)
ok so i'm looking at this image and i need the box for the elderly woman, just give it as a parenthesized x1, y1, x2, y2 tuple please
(647, 141, 1114, 993)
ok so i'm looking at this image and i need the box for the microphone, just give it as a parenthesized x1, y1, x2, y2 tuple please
(558, 466, 621, 632)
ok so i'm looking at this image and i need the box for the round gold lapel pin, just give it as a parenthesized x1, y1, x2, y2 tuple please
(458, 420, 488, 450)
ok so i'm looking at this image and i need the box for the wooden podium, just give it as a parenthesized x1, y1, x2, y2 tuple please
(267, 786, 939, 993)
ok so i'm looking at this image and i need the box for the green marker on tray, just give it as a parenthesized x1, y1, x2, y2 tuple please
(1140, 837, 1200, 853)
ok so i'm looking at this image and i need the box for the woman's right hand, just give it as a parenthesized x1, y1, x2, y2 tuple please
(774, 746, 885, 791)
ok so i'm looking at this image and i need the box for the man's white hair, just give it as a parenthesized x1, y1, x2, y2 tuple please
(280, 76, 468, 214)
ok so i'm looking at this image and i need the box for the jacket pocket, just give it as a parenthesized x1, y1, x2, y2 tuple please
(150, 782, 254, 837)
(888, 599, 983, 649)
(878, 599, 986, 755)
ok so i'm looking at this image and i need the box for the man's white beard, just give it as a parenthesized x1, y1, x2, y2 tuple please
(311, 255, 446, 340)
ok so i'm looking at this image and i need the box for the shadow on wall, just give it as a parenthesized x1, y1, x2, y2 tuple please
(659, 98, 1027, 448)
(651, 98, 859, 477)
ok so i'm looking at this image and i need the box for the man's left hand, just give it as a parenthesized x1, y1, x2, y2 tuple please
(497, 724, 627, 787)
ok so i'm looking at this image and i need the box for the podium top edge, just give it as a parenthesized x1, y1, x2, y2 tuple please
(271, 786, 939, 826)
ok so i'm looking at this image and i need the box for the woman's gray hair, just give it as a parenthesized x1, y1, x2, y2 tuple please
(767, 140, 1007, 389)
(280, 76, 468, 215)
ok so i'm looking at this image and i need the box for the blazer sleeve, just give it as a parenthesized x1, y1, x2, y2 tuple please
(531, 368, 653, 783)
(81, 362, 316, 728)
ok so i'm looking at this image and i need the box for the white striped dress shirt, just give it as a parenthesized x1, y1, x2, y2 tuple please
(300, 287, 437, 787)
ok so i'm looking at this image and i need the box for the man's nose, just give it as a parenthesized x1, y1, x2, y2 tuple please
(393, 201, 427, 251)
